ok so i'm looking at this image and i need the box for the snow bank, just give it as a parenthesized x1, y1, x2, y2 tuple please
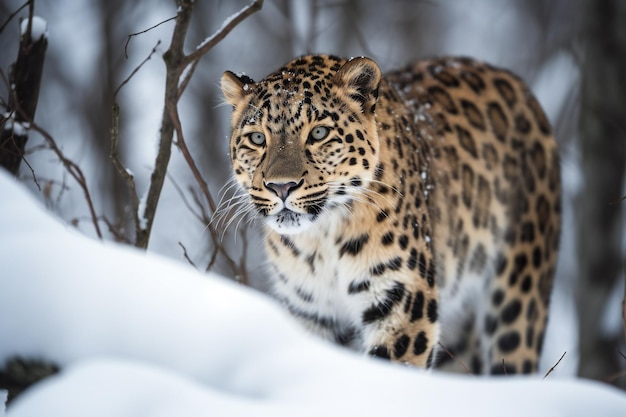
(1, 171, 625, 416)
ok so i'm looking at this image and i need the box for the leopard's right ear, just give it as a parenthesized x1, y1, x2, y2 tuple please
(221, 71, 255, 106)
(333, 57, 381, 114)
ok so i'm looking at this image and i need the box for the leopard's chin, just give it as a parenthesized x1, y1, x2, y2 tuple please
(265, 208, 316, 235)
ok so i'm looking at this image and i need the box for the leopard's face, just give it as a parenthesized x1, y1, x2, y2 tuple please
(222, 55, 382, 234)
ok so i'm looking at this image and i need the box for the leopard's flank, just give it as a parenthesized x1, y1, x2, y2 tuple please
(221, 54, 560, 374)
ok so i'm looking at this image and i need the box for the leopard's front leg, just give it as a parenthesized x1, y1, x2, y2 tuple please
(347, 267, 440, 368)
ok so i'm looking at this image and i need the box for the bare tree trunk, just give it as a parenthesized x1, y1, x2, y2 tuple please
(576, 0, 626, 387)
(0, 12, 47, 174)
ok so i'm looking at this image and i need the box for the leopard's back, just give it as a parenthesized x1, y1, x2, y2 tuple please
(386, 57, 560, 373)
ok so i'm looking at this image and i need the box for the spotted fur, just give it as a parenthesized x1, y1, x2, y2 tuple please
(221, 55, 560, 374)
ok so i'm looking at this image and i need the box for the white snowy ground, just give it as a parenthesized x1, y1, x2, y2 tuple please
(0, 170, 625, 417)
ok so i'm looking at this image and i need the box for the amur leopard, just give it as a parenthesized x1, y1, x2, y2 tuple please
(221, 54, 560, 375)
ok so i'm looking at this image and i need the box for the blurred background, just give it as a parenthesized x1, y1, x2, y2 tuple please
(1, 0, 624, 387)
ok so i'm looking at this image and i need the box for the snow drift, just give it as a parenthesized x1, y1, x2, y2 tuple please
(0, 170, 624, 416)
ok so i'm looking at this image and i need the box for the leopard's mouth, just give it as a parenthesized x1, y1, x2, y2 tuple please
(265, 208, 316, 235)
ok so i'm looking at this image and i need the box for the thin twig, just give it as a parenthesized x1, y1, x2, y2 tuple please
(438, 342, 472, 375)
(20, 152, 40, 191)
(114, 40, 161, 100)
(543, 351, 567, 379)
(502, 359, 508, 376)
(0, 108, 40, 191)
(178, 241, 198, 268)
(135, 0, 195, 249)
(169, 106, 216, 213)
(0, 1, 28, 34)
(30, 122, 102, 239)
(169, 105, 240, 276)
(124, 16, 176, 58)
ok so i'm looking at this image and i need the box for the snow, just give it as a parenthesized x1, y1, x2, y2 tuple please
(1, 173, 626, 416)
(1, 390, 5, 417)
(1, 112, 29, 136)
(20, 16, 48, 40)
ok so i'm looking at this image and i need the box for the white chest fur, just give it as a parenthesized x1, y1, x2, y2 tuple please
(266, 213, 377, 349)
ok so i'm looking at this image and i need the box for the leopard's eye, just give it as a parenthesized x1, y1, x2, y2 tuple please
(248, 132, 266, 146)
(309, 126, 330, 141)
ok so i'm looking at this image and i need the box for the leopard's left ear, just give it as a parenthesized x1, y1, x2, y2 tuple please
(221, 71, 255, 106)
(333, 57, 382, 114)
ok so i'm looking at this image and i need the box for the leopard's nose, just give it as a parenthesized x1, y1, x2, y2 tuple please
(264, 179, 303, 201)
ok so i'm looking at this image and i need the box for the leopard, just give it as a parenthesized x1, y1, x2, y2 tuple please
(220, 54, 560, 375)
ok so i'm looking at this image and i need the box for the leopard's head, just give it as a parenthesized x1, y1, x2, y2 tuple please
(221, 55, 382, 235)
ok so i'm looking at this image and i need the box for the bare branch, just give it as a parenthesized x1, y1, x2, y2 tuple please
(19, 151, 40, 191)
(110, 102, 140, 241)
(134, 0, 196, 249)
(110, 40, 163, 245)
(0, 1, 28, 34)
(124, 16, 175, 59)
(543, 351, 567, 379)
(113, 17, 176, 245)
(169, 106, 216, 213)
(178, 241, 198, 268)
(169, 104, 240, 276)
(30, 122, 102, 239)
(114, 40, 161, 100)
(25, 0, 33, 41)
(437, 342, 472, 375)
(120, 0, 263, 284)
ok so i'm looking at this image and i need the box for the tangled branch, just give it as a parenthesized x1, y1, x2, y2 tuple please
(30, 122, 102, 239)
(111, 0, 263, 282)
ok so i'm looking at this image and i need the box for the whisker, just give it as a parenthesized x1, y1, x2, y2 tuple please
(211, 194, 249, 229)
(215, 182, 245, 212)
(230, 207, 256, 242)
(221, 204, 256, 239)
